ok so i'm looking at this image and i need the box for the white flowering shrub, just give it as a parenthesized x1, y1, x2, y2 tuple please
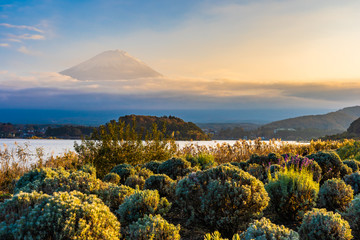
(116, 189, 171, 226)
(0, 191, 121, 240)
(240, 218, 299, 240)
(128, 214, 180, 240)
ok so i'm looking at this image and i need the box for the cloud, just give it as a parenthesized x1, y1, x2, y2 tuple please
(0, 23, 43, 33)
(0, 43, 9, 47)
(0, 70, 358, 111)
(17, 46, 41, 55)
(8, 33, 44, 40)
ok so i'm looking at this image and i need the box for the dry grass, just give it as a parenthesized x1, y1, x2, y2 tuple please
(178, 138, 351, 164)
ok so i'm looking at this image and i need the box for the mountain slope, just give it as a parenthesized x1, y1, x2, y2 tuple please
(263, 106, 360, 131)
(60, 50, 162, 80)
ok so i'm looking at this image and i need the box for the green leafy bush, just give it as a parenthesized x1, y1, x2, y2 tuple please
(176, 164, 269, 236)
(307, 151, 342, 183)
(204, 231, 240, 240)
(265, 167, 319, 221)
(74, 120, 177, 178)
(343, 159, 360, 172)
(230, 161, 248, 170)
(110, 164, 136, 184)
(144, 174, 176, 200)
(136, 167, 154, 179)
(187, 154, 216, 170)
(240, 217, 299, 240)
(341, 195, 360, 237)
(128, 214, 180, 240)
(317, 178, 353, 211)
(103, 172, 121, 184)
(158, 158, 193, 180)
(143, 161, 162, 173)
(0, 191, 121, 240)
(344, 172, 360, 195)
(116, 189, 171, 226)
(299, 208, 352, 240)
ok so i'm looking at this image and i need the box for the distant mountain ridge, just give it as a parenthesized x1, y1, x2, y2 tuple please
(263, 106, 360, 131)
(60, 50, 162, 80)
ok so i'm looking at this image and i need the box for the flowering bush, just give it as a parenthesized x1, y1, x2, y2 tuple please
(128, 214, 180, 240)
(265, 167, 319, 221)
(240, 217, 299, 240)
(285, 155, 322, 182)
(116, 189, 171, 226)
(176, 164, 269, 236)
(299, 208, 352, 240)
(204, 231, 240, 240)
(317, 178, 353, 211)
(0, 191, 121, 240)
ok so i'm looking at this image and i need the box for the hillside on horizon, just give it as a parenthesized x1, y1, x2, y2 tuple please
(251, 106, 360, 140)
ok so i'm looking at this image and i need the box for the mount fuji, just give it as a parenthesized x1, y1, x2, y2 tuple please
(60, 50, 162, 80)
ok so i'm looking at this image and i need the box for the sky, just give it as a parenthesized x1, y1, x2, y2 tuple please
(0, 0, 360, 122)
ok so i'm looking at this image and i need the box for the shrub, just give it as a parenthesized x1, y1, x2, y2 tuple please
(128, 214, 181, 240)
(248, 153, 269, 165)
(136, 167, 154, 180)
(143, 161, 162, 173)
(144, 174, 177, 200)
(94, 184, 135, 212)
(15, 167, 102, 195)
(341, 195, 360, 237)
(0, 191, 121, 240)
(187, 154, 216, 170)
(79, 164, 97, 177)
(204, 231, 240, 240)
(110, 164, 136, 184)
(230, 161, 248, 170)
(286, 155, 322, 182)
(116, 189, 171, 226)
(125, 175, 146, 189)
(343, 159, 360, 172)
(317, 178, 353, 212)
(307, 151, 342, 182)
(344, 172, 360, 195)
(158, 158, 193, 180)
(15, 167, 135, 213)
(340, 164, 353, 178)
(15, 167, 66, 191)
(265, 167, 319, 221)
(103, 172, 121, 185)
(176, 164, 269, 236)
(240, 217, 299, 240)
(247, 163, 268, 183)
(299, 208, 352, 240)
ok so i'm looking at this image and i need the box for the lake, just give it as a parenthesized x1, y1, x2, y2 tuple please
(0, 138, 305, 161)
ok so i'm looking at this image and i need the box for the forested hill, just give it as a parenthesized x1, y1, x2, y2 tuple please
(118, 115, 210, 140)
(262, 106, 360, 131)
